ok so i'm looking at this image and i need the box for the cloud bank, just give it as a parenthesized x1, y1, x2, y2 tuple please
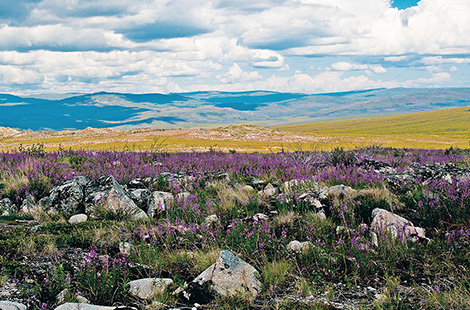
(0, 0, 469, 94)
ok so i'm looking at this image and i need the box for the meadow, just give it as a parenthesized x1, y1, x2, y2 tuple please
(1, 107, 470, 153)
(0, 145, 470, 309)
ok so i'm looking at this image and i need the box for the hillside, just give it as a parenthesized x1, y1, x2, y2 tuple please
(1, 107, 469, 152)
(277, 106, 470, 149)
(1, 88, 470, 131)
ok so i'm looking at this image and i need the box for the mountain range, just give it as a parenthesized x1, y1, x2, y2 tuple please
(1, 88, 469, 131)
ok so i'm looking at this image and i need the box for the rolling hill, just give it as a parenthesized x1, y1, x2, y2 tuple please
(0, 88, 469, 131)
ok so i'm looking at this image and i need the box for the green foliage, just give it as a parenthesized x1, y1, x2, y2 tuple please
(328, 147, 356, 167)
(76, 251, 132, 306)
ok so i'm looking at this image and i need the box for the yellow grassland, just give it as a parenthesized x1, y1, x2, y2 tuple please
(0, 107, 469, 152)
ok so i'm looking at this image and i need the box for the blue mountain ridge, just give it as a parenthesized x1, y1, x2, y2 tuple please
(0, 88, 469, 131)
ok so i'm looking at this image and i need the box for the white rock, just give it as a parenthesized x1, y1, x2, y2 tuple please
(128, 278, 173, 300)
(68, 214, 88, 224)
(54, 303, 115, 310)
(252, 213, 269, 221)
(242, 185, 255, 192)
(176, 192, 191, 201)
(0, 301, 27, 310)
(287, 240, 313, 253)
(119, 242, 131, 256)
(371, 208, 426, 239)
(192, 250, 261, 300)
(204, 214, 219, 225)
(263, 183, 278, 196)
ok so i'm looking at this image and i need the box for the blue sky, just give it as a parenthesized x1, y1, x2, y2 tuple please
(0, 0, 469, 95)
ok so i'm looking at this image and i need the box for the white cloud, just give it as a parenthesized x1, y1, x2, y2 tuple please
(450, 66, 458, 72)
(421, 56, 470, 65)
(331, 62, 387, 74)
(217, 63, 262, 83)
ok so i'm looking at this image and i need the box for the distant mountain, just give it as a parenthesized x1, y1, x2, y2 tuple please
(1, 88, 469, 131)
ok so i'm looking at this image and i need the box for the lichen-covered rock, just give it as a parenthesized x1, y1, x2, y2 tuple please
(147, 191, 173, 217)
(189, 250, 261, 301)
(128, 278, 173, 300)
(85, 176, 147, 220)
(0, 198, 14, 215)
(49, 176, 88, 215)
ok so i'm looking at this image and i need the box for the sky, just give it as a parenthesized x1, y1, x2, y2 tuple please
(0, 0, 469, 95)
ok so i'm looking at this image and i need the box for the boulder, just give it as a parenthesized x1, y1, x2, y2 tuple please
(189, 250, 261, 301)
(371, 208, 426, 239)
(0, 301, 27, 310)
(128, 278, 173, 300)
(147, 191, 173, 217)
(49, 176, 88, 215)
(68, 214, 88, 224)
(129, 189, 150, 209)
(54, 303, 115, 310)
(85, 176, 147, 220)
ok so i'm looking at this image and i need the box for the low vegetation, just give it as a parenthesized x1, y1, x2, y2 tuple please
(0, 145, 469, 309)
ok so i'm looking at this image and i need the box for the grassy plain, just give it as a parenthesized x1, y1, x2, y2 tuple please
(1, 107, 469, 152)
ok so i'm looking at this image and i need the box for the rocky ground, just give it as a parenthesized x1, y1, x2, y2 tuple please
(1, 147, 470, 309)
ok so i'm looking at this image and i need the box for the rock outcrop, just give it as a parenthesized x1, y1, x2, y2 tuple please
(188, 250, 261, 302)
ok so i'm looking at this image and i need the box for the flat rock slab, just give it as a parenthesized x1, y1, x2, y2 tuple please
(0, 301, 27, 310)
(192, 250, 261, 300)
(128, 278, 173, 300)
(54, 303, 115, 310)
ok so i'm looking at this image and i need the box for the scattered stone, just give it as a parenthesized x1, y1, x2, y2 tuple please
(314, 211, 326, 221)
(128, 278, 173, 300)
(287, 240, 313, 253)
(85, 176, 147, 220)
(147, 192, 166, 217)
(146, 301, 167, 310)
(189, 250, 261, 302)
(371, 232, 379, 247)
(252, 213, 269, 221)
(242, 185, 255, 192)
(54, 303, 115, 310)
(49, 176, 88, 216)
(263, 183, 278, 196)
(68, 214, 87, 224)
(176, 192, 192, 201)
(204, 214, 219, 225)
(327, 185, 357, 199)
(0, 198, 14, 215)
(19, 196, 37, 214)
(129, 189, 151, 209)
(0, 301, 27, 310)
(371, 208, 426, 239)
(119, 242, 132, 256)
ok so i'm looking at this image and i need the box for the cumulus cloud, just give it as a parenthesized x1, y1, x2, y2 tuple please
(0, 0, 468, 94)
(331, 62, 386, 74)
(217, 63, 262, 83)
